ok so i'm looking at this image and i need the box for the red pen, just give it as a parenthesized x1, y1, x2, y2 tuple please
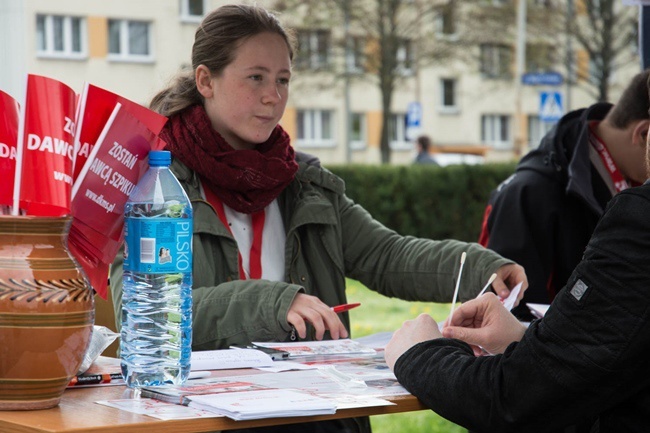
(331, 302, 361, 313)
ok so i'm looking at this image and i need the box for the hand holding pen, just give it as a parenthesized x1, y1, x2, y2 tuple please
(287, 293, 356, 341)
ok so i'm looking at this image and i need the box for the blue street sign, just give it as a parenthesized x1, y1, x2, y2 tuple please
(406, 102, 422, 128)
(406, 101, 422, 140)
(522, 72, 564, 86)
(539, 91, 563, 122)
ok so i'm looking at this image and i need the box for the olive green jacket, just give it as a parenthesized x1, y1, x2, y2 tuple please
(110, 156, 513, 350)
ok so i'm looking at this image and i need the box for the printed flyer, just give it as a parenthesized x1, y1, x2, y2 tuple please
(70, 103, 159, 297)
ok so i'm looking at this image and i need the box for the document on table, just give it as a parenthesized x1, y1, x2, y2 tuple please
(187, 389, 337, 420)
(102, 353, 400, 419)
(353, 332, 393, 350)
(96, 398, 222, 420)
(252, 338, 376, 357)
(190, 348, 273, 371)
(141, 377, 272, 406)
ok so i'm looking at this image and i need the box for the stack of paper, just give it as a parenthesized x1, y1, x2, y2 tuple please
(187, 389, 336, 420)
(141, 377, 271, 406)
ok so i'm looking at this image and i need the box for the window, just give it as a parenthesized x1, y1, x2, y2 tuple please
(481, 114, 512, 149)
(527, 115, 556, 149)
(389, 113, 410, 150)
(108, 19, 153, 62)
(436, 4, 457, 38)
(297, 109, 335, 147)
(396, 39, 414, 75)
(484, 0, 508, 5)
(526, 43, 555, 73)
(349, 113, 366, 150)
(36, 15, 86, 59)
(180, 0, 205, 22)
(346, 36, 366, 73)
(630, 18, 639, 55)
(480, 44, 512, 79)
(531, 0, 553, 8)
(295, 30, 330, 70)
(439, 78, 458, 112)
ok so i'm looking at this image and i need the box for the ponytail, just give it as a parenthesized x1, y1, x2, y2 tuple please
(149, 71, 203, 117)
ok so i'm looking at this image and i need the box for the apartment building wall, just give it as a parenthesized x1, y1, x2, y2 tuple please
(0, 0, 641, 166)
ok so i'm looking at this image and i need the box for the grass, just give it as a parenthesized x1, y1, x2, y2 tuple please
(345, 279, 468, 433)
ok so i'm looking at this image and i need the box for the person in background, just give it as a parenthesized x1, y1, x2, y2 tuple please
(386, 87, 650, 430)
(110, 4, 527, 433)
(478, 69, 650, 320)
(413, 134, 439, 165)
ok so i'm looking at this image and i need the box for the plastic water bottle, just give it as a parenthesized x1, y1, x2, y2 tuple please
(121, 150, 193, 388)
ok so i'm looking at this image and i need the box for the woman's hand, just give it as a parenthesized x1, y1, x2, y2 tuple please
(287, 293, 349, 340)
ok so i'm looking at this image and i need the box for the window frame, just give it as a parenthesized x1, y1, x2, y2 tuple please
(527, 114, 556, 149)
(36, 14, 87, 60)
(480, 43, 512, 79)
(438, 78, 459, 113)
(295, 30, 331, 70)
(180, 0, 206, 23)
(296, 109, 336, 148)
(435, 4, 458, 39)
(346, 36, 366, 74)
(481, 114, 512, 149)
(349, 112, 367, 150)
(107, 19, 154, 63)
(526, 43, 555, 73)
(395, 39, 414, 76)
(389, 113, 411, 150)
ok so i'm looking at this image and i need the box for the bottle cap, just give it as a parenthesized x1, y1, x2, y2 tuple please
(149, 150, 171, 167)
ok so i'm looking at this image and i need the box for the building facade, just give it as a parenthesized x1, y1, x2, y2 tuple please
(0, 0, 642, 165)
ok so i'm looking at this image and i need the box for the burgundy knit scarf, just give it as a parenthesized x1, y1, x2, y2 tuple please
(162, 104, 298, 214)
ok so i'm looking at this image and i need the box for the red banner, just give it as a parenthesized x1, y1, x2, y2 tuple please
(0, 90, 19, 212)
(13, 74, 77, 216)
(73, 83, 167, 181)
(70, 103, 159, 298)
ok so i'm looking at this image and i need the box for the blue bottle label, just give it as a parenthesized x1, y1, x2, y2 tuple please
(124, 217, 192, 274)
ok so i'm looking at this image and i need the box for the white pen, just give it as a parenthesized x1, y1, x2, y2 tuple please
(476, 273, 498, 298)
(448, 251, 466, 326)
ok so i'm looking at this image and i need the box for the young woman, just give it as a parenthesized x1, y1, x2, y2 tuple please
(110, 5, 526, 432)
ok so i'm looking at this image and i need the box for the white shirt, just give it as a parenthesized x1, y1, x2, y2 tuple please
(222, 199, 286, 282)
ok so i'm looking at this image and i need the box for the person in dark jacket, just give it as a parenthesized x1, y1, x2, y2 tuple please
(386, 175, 650, 432)
(478, 70, 650, 320)
(413, 135, 439, 165)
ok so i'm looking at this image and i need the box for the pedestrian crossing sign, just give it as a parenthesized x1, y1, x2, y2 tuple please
(539, 91, 563, 122)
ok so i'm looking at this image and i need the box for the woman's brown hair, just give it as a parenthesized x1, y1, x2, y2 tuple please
(149, 4, 295, 117)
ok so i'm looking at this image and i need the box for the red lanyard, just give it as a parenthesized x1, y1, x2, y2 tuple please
(588, 122, 630, 193)
(201, 180, 265, 280)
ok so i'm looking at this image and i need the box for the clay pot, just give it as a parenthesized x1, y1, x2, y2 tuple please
(0, 216, 94, 410)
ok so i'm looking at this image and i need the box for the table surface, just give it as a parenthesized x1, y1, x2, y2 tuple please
(0, 383, 426, 433)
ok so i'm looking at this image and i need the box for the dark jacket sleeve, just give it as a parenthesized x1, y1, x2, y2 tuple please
(484, 168, 564, 303)
(394, 186, 650, 433)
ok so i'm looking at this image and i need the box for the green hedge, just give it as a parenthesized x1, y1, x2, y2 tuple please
(329, 163, 517, 243)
